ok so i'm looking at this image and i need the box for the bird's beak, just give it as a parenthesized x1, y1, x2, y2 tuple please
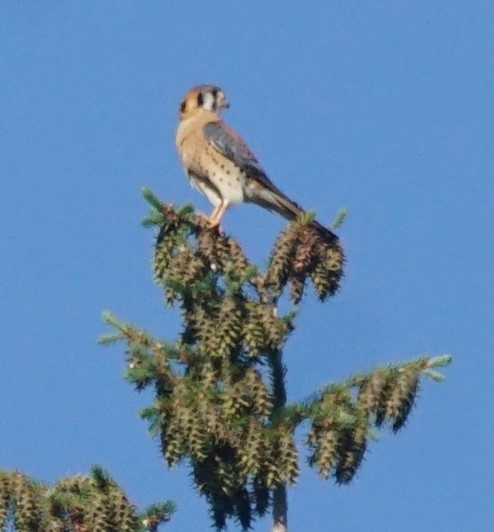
(220, 96, 230, 109)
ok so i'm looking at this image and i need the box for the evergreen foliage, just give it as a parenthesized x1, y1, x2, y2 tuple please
(101, 189, 451, 530)
(0, 466, 175, 531)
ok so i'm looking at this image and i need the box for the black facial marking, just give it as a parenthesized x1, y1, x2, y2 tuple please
(197, 92, 204, 106)
(180, 101, 186, 113)
(211, 88, 218, 98)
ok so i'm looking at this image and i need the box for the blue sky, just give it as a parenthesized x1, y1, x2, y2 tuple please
(1, 2, 493, 530)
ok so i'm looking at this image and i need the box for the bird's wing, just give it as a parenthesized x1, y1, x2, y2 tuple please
(204, 120, 308, 221)
(203, 121, 283, 195)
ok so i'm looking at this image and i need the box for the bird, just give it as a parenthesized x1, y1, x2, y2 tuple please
(175, 84, 338, 243)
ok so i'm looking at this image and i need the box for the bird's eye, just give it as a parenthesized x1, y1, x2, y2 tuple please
(211, 88, 218, 99)
(197, 93, 204, 106)
(180, 101, 186, 114)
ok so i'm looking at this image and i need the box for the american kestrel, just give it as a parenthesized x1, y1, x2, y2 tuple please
(175, 84, 338, 243)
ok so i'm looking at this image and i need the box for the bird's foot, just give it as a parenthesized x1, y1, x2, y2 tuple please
(195, 212, 224, 234)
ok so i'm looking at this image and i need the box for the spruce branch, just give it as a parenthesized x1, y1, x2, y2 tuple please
(0, 468, 174, 531)
(101, 191, 451, 531)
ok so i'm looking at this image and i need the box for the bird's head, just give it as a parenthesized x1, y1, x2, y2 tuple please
(179, 85, 229, 119)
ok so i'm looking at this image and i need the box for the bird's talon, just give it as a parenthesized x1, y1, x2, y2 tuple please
(194, 212, 224, 234)
(207, 220, 225, 235)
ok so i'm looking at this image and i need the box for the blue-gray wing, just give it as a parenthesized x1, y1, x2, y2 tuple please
(203, 121, 281, 193)
(203, 121, 312, 225)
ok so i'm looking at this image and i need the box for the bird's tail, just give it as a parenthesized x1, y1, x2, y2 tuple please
(258, 189, 339, 244)
(308, 217, 339, 244)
